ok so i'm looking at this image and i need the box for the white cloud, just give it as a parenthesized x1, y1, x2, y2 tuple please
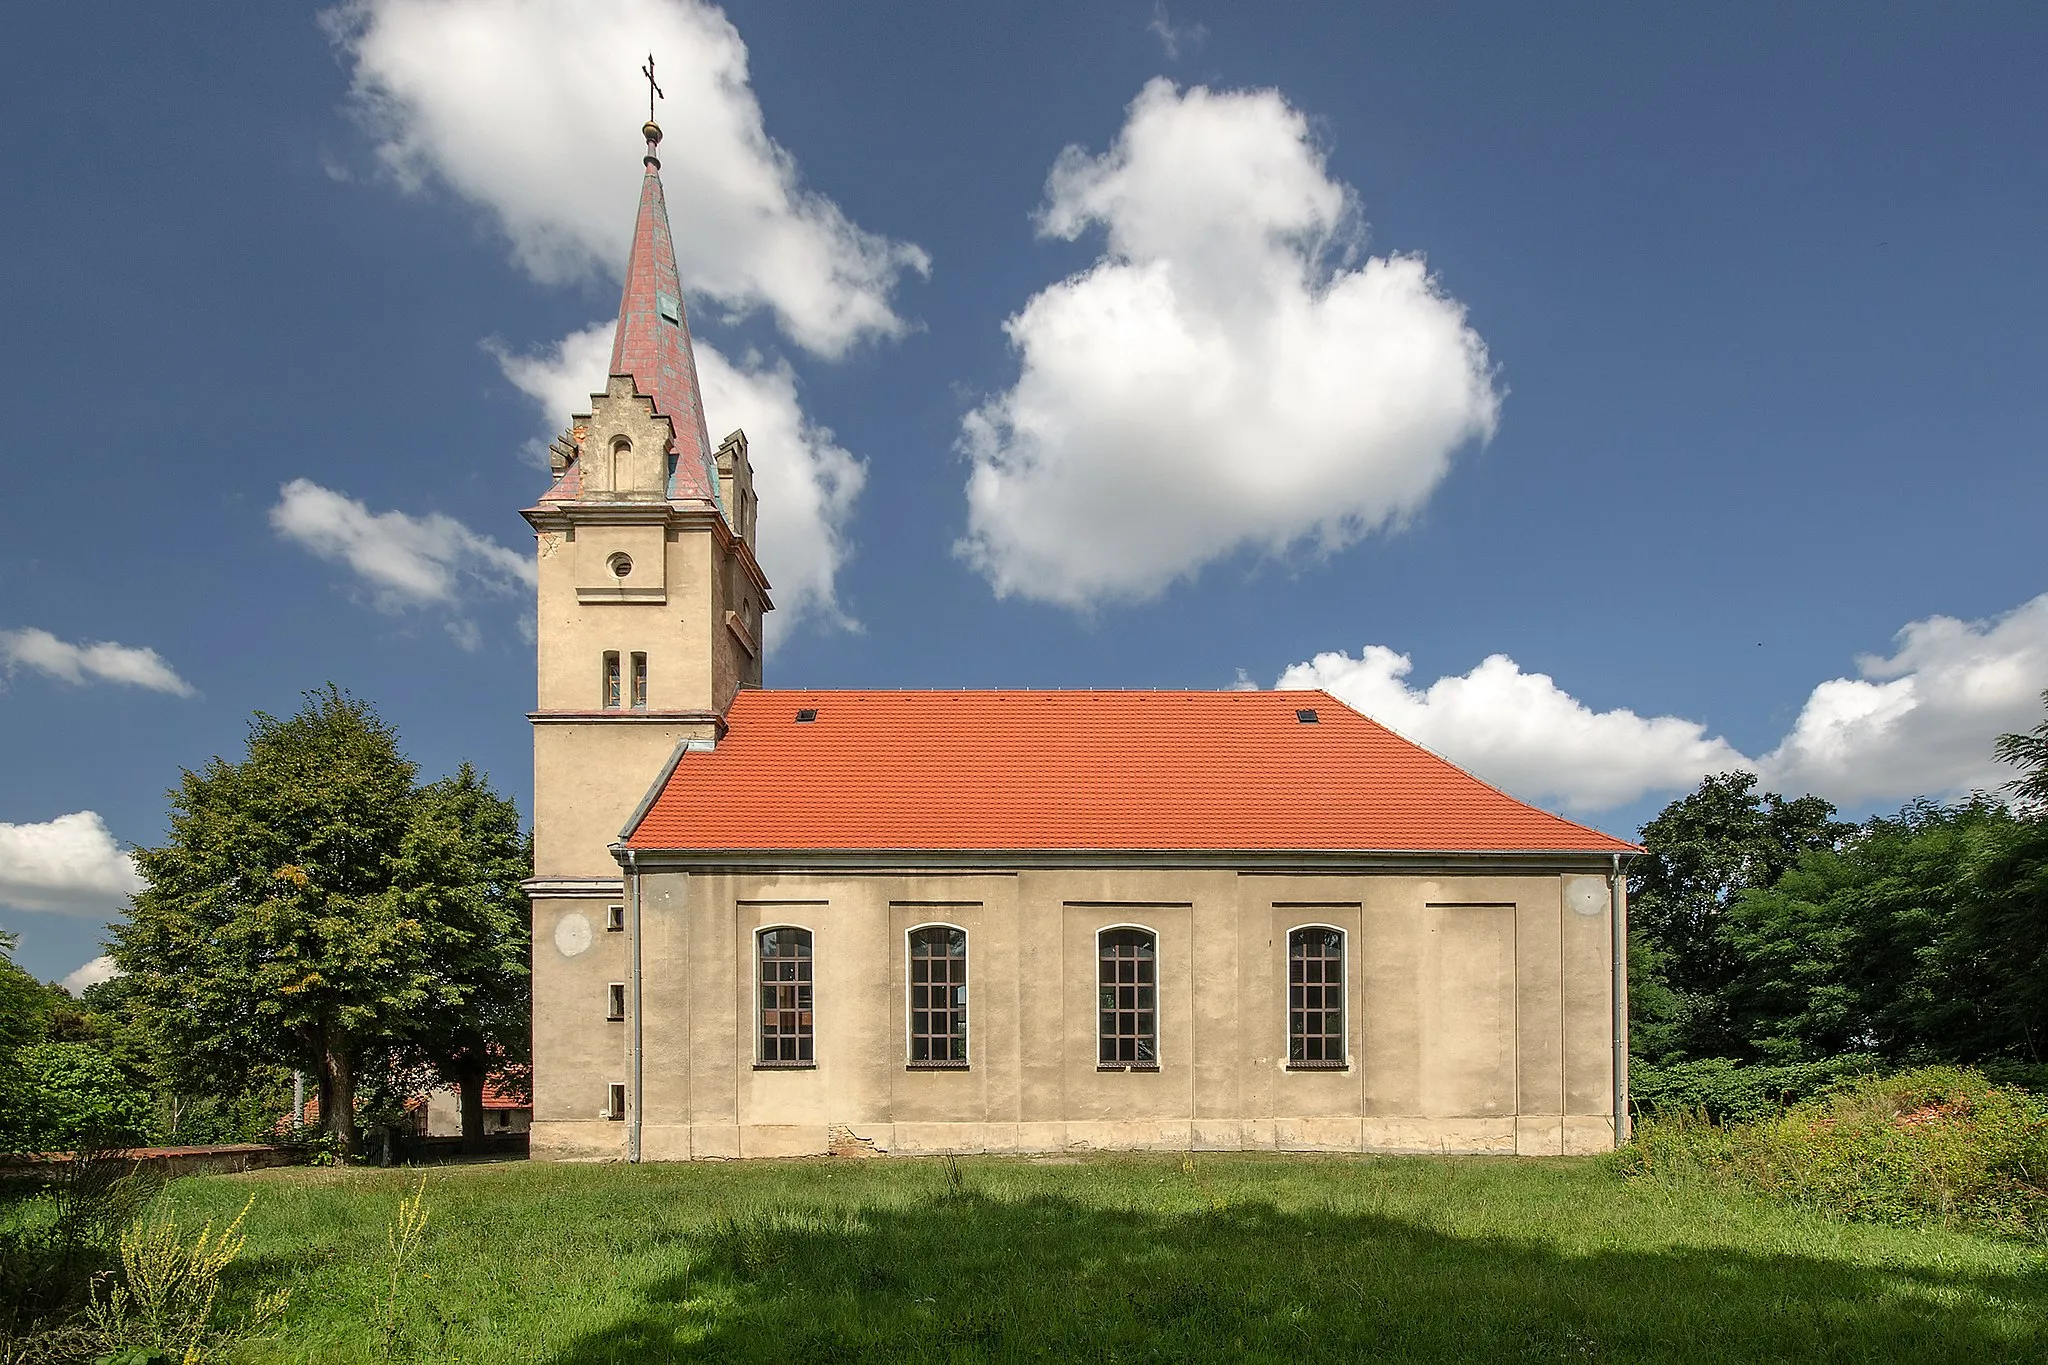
(327, 0, 927, 358)
(957, 79, 1500, 607)
(61, 955, 120, 995)
(1757, 591, 2048, 804)
(271, 480, 536, 642)
(493, 321, 865, 642)
(0, 812, 144, 919)
(1276, 590, 2048, 814)
(1279, 647, 1745, 814)
(0, 628, 195, 696)
(1147, 3, 1208, 60)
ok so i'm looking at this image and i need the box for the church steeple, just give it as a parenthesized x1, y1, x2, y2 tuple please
(607, 111, 721, 507)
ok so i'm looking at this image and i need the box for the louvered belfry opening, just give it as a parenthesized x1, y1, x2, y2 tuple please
(1098, 929, 1158, 1068)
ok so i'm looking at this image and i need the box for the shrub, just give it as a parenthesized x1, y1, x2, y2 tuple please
(1, 1045, 154, 1154)
(1623, 1065, 2048, 1239)
(1629, 1055, 1882, 1125)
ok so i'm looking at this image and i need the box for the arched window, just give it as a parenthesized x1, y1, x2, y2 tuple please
(1098, 928, 1158, 1068)
(907, 925, 968, 1067)
(1287, 927, 1346, 1069)
(757, 927, 814, 1067)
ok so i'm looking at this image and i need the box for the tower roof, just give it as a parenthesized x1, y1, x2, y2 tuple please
(608, 129, 721, 506)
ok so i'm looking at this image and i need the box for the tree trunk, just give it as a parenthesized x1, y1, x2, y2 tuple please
(322, 1032, 361, 1160)
(457, 1053, 489, 1156)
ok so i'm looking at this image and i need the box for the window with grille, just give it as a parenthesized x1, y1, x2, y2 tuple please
(757, 927, 815, 1066)
(1287, 927, 1346, 1068)
(602, 652, 621, 709)
(630, 652, 648, 709)
(907, 925, 968, 1067)
(1098, 928, 1158, 1068)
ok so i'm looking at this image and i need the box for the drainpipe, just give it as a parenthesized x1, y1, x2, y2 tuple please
(626, 847, 644, 1164)
(1609, 852, 1630, 1145)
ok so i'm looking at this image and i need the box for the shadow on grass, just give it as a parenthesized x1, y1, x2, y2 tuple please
(538, 1188, 2048, 1364)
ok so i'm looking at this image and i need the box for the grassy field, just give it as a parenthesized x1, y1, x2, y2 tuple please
(155, 1152, 2047, 1363)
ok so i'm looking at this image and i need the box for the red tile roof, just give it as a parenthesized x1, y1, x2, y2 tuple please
(625, 690, 1637, 854)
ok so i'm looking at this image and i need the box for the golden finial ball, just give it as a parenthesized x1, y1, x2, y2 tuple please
(642, 120, 663, 145)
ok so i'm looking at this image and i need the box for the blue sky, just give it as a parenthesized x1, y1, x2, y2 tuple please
(3, 2, 2044, 986)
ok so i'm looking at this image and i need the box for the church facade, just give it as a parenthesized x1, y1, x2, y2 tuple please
(521, 118, 1636, 1163)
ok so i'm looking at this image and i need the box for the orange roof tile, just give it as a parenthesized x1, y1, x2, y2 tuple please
(625, 690, 1637, 855)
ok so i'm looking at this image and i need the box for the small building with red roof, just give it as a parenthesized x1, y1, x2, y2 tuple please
(520, 114, 1636, 1164)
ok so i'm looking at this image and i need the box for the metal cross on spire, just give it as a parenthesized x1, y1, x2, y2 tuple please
(641, 53, 664, 124)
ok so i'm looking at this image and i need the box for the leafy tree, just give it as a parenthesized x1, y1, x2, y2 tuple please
(0, 932, 53, 1150)
(394, 763, 531, 1153)
(112, 687, 432, 1159)
(1629, 772, 1849, 1061)
(1939, 695, 2048, 1060)
(1718, 798, 2012, 1064)
(3, 1043, 153, 1151)
(1995, 688, 2048, 813)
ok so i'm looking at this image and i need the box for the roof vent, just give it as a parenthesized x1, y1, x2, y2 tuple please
(795, 708, 818, 723)
(1295, 708, 1320, 724)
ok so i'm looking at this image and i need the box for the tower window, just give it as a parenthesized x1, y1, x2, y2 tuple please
(630, 653, 648, 710)
(603, 652, 621, 709)
(606, 905, 625, 932)
(606, 983, 626, 1021)
(607, 1083, 626, 1120)
(608, 552, 633, 578)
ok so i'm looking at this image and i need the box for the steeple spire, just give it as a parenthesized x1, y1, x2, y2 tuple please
(609, 59, 721, 507)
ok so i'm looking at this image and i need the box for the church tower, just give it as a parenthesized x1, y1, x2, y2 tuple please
(521, 114, 771, 893)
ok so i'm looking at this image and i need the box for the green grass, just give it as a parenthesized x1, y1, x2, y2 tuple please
(155, 1153, 2048, 1363)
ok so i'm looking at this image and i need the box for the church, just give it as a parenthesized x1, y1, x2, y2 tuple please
(520, 114, 1637, 1163)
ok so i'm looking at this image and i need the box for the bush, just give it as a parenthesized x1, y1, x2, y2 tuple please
(1630, 1055, 1883, 1125)
(1623, 1065, 2048, 1239)
(0, 1044, 154, 1153)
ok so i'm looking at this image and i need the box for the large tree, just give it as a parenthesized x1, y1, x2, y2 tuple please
(1629, 772, 1849, 1061)
(396, 763, 532, 1153)
(113, 687, 432, 1158)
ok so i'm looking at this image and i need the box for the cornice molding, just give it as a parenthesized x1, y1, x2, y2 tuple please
(611, 847, 1636, 876)
(529, 711, 727, 733)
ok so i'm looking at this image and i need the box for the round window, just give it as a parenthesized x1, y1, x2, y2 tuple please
(607, 553, 632, 579)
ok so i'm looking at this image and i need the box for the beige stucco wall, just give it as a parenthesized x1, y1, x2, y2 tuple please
(528, 864, 1619, 1162)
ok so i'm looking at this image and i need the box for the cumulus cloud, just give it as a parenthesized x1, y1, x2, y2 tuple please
(1277, 590, 2048, 814)
(493, 321, 865, 642)
(326, 0, 927, 358)
(1279, 647, 1745, 814)
(61, 955, 120, 995)
(0, 812, 144, 919)
(271, 480, 535, 648)
(0, 628, 195, 696)
(957, 79, 1500, 607)
(1757, 591, 2048, 804)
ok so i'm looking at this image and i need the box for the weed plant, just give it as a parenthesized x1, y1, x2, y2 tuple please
(1625, 1066, 2048, 1239)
